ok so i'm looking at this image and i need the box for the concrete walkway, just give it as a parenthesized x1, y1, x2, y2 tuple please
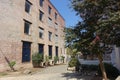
(0, 64, 96, 80)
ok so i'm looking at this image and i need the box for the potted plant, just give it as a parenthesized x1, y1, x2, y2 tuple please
(32, 52, 43, 68)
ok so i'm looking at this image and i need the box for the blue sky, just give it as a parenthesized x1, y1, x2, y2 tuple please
(50, 0, 81, 27)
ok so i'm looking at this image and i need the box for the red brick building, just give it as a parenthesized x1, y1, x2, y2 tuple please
(0, 0, 65, 71)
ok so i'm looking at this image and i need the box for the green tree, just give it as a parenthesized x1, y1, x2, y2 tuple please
(68, 0, 120, 80)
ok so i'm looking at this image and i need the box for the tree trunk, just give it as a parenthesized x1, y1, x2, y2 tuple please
(97, 53, 108, 80)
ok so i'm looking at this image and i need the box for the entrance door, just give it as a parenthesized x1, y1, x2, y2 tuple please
(22, 41, 31, 62)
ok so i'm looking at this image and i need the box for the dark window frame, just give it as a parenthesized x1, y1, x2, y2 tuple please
(48, 45, 52, 59)
(48, 6, 51, 15)
(22, 41, 31, 62)
(39, 0, 44, 7)
(39, 10, 44, 21)
(55, 13, 57, 19)
(55, 46, 58, 57)
(24, 20, 32, 35)
(25, 0, 32, 13)
(38, 44, 44, 54)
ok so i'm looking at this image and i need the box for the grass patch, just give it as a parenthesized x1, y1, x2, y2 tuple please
(0, 72, 8, 76)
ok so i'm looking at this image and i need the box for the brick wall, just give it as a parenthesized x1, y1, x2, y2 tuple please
(0, 0, 65, 71)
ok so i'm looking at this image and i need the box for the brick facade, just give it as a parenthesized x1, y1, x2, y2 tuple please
(0, 0, 65, 71)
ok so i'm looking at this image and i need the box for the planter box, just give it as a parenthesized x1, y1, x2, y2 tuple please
(40, 62, 45, 68)
(49, 60, 54, 66)
(32, 62, 40, 68)
(67, 67, 75, 71)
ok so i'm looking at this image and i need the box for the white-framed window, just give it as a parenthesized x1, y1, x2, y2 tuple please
(39, 27, 44, 39)
(55, 34, 58, 43)
(48, 17, 52, 27)
(48, 31, 52, 41)
(48, 6, 51, 15)
(55, 23, 58, 30)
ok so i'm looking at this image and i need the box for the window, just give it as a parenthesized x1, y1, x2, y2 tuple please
(38, 44, 44, 54)
(48, 17, 52, 27)
(39, 27, 44, 39)
(48, 31, 52, 41)
(39, 0, 44, 7)
(55, 46, 58, 57)
(39, 10, 44, 21)
(55, 13, 57, 19)
(25, 0, 32, 13)
(48, 6, 51, 14)
(22, 41, 31, 62)
(24, 20, 31, 35)
(55, 34, 58, 43)
(48, 45, 52, 59)
(55, 23, 58, 30)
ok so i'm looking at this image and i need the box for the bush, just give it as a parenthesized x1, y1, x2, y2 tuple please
(9, 61, 16, 68)
(54, 56, 59, 64)
(98, 63, 120, 78)
(9, 61, 16, 71)
(45, 55, 49, 62)
(68, 58, 80, 67)
(49, 56, 52, 59)
(81, 64, 98, 71)
(61, 56, 65, 63)
(32, 53, 43, 67)
(32, 53, 43, 62)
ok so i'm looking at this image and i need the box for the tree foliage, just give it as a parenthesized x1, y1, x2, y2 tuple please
(66, 0, 120, 79)
(70, 0, 120, 47)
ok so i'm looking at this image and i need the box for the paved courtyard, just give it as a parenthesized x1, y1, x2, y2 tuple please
(0, 64, 100, 80)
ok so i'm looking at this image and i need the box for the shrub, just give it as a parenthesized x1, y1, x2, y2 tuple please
(32, 53, 43, 62)
(9, 61, 16, 68)
(98, 63, 120, 78)
(81, 64, 98, 71)
(54, 56, 59, 64)
(49, 56, 52, 59)
(61, 56, 65, 63)
(68, 58, 80, 67)
(45, 55, 49, 62)
(32, 53, 43, 67)
(9, 61, 16, 71)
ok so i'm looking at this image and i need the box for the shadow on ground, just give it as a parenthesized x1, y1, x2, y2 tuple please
(61, 72, 102, 80)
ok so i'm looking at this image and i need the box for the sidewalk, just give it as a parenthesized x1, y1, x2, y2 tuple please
(0, 64, 101, 80)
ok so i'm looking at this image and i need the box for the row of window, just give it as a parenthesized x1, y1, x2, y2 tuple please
(22, 41, 58, 62)
(39, 28, 58, 42)
(24, 20, 58, 42)
(39, 45, 58, 59)
(39, 10, 58, 29)
(25, 0, 58, 20)
(39, 0, 58, 19)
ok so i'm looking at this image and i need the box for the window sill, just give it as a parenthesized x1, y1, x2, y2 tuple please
(39, 38, 44, 40)
(40, 20, 44, 23)
(24, 33, 31, 36)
